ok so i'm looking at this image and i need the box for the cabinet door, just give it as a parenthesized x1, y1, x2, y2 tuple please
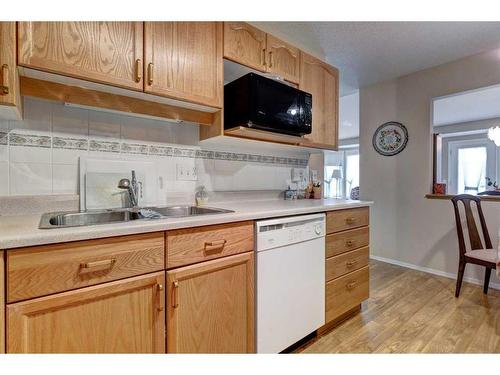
(7, 272, 165, 353)
(266, 34, 300, 84)
(0, 22, 21, 120)
(323, 66, 339, 148)
(300, 52, 339, 149)
(0, 251, 4, 354)
(167, 252, 254, 353)
(144, 22, 223, 108)
(18, 22, 144, 90)
(223, 22, 266, 72)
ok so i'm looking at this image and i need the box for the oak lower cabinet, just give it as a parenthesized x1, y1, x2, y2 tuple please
(166, 252, 254, 353)
(18, 22, 144, 91)
(0, 22, 21, 120)
(0, 251, 4, 354)
(7, 272, 165, 353)
(144, 22, 223, 108)
(323, 207, 370, 327)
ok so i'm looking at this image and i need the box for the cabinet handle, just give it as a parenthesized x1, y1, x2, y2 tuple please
(205, 239, 227, 247)
(268, 51, 273, 68)
(345, 217, 356, 225)
(80, 258, 116, 270)
(157, 283, 164, 312)
(345, 240, 355, 247)
(262, 48, 266, 67)
(346, 260, 358, 268)
(147, 62, 154, 85)
(346, 281, 357, 290)
(134, 59, 142, 83)
(172, 280, 179, 308)
(1, 64, 9, 95)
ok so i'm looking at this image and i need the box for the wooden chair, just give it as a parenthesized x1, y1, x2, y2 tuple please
(451, 194, 496, 297)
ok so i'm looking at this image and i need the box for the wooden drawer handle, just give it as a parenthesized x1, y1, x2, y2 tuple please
(268, 51, 273, 68)
(205, 239, 227, 247)
(80, 258, 116, 270)
(345, 217, 356, 225)
(346, 281, 357, 290)
(346, 260, 358, 268)
(262, 48, 266, 66)
(1, 64, 9, 95)
(172, 280, 179, 308)
(345, 240, 355, 247)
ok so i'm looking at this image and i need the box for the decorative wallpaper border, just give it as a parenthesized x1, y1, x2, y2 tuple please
(5, 133, 309, 167)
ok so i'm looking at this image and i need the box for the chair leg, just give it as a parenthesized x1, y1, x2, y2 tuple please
(484, 268, 492, 295)
(455, 261, 466, 298)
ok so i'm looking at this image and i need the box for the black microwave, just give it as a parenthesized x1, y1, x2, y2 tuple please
(224, 73, 312, 136)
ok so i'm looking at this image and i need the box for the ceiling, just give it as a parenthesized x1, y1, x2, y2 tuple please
(253, 22, 500, 95)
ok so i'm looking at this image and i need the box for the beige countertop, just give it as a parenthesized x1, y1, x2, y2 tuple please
(0, 198, 372, 249)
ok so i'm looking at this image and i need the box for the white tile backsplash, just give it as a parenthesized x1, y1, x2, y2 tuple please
(52, 164, 79, 194)
(52, 103, 88, 137)
(1, 97, 310, 199)
(89, 110, 121, 139)
(0, 161, 9, 195)
(10, 162, 52, 195)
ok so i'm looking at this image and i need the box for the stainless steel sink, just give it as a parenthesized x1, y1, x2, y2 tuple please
(39, 209, 143, 229)
(146, 205, 233, 217)
(39, 205, 233, 229)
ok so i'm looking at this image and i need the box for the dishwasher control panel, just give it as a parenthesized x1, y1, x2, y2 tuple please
(256, 213, 326, 252)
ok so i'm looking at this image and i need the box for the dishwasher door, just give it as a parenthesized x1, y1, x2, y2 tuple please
(256, 236, 325, 353)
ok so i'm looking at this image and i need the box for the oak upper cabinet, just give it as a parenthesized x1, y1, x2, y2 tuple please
(144, 22, 223, 108)
(0, 250, 4, 354)
(300, 52, 339, 149)
(223, 23, 300, 84)
(7, 272, 165, 353)
(167, 252, 254, 353)
(265, 34, 300, 84)
(18, 22, 144, 90)
(223, 22, 267, 72)
(0, 22, 22, 120)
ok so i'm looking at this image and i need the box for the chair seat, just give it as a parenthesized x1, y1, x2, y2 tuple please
(465, 249, 498, 263)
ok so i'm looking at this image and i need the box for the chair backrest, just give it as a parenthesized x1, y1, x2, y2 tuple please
(451, 194, 492, 257)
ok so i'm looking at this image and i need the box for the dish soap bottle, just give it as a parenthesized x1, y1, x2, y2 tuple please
(195, 185, 209, 206)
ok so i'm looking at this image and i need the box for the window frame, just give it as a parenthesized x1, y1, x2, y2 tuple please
(446, 136, 497, 195)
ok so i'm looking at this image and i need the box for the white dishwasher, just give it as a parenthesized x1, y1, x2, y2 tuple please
(256, 213, 326, 353)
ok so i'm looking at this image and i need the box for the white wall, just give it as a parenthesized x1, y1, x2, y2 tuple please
(339, 92, 360, 140)
(0, 98, 309, 204)
(360, 49, 500, 287)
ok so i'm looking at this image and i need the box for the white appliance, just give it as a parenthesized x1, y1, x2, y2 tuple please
(256, 213, 326, 353)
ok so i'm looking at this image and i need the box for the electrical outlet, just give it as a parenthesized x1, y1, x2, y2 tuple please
(176, 163, 198, 181)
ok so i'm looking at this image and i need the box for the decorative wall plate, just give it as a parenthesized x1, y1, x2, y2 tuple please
(372, 121, 408, 156)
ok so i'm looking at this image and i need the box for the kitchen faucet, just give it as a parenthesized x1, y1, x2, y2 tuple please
(118, 170, 140, 208)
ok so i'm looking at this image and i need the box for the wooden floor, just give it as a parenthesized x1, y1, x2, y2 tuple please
(298, 259, 500, 353)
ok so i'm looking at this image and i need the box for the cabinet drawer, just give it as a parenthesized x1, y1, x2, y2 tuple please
(167, 221, 254, 268)
(7, 232, 165, 302)
(326, 246, 369, 282)
(326, 226, 369, 257)
(326, 266, 369, 322)
(326, 207, 369, 234)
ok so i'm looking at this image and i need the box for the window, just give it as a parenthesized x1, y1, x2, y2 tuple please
(324, 147, 360, 199)
(443, 136, 497, 195)
(344, 150, 360, 198)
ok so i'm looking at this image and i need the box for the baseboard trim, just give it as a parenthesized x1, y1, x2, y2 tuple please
(370, 255, 500, 291)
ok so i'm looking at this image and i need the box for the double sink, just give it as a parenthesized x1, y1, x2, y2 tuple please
(39, 205, 234, 229)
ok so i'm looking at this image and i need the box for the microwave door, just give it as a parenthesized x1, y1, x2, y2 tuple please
(254, 83, 301, 135)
